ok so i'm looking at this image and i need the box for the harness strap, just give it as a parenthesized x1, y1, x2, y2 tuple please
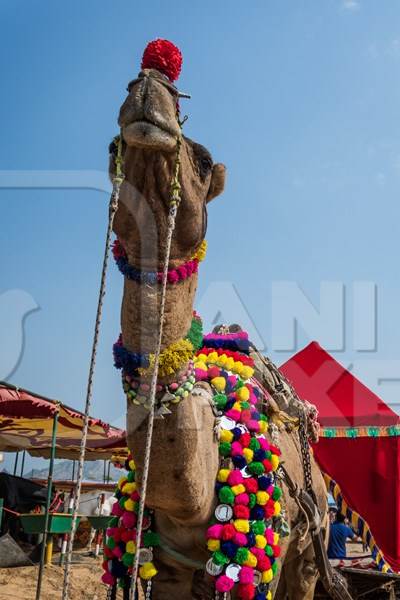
(158, 538, 205, 570)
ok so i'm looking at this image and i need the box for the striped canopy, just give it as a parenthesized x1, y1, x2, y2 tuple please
(0, 382, 128, 460)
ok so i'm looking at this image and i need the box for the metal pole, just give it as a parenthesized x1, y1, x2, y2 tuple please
(13, 451, 19, 476)
(71, 460, 76, 481)
(35, 408, 59, 600)
(106, 460, 111, 483)
(103, 459, 106, 484)
(20, 450, 26, 477)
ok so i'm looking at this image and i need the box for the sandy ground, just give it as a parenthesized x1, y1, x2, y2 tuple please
(0, 562, 107, 600)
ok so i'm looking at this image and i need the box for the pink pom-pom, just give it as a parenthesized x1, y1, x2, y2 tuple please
(225, 409, 241, 422)
(122, 511, 136, 529)
(113, 546, 123, 558)
(102, 572, 116, 586)
(265, 528, 275, 544)
(167, 270, 180, 284)
(106, 527, 116, 537)
(258, 437, 269, 450)
(216, 575, 235, 593)
(239, 566, 254, 585)
(111, 502, 123, 517)
(247, 420, 260, 432)
(231, 441, 244, 456)
(233, 532, 248, 546)
(228, 470, 243, 486)
(131, 491, 140, 501)
(234, 493, 250, 505)
(206, 524, 224, 540)
(195, 368, 208, 380)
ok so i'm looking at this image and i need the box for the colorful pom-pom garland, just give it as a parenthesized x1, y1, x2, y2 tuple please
(106, 325, 284, 598)
(101, 455, 160, 589)
(113, 314, 203, 379)
(196, 330, 282, 599)
(112, 239, 207, 286)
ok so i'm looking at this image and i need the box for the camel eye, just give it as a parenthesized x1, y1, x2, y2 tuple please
(200, 156, 212, 172)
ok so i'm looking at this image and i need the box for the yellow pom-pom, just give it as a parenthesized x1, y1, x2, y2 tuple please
(225, 357, 235, 370)
(194, 240, 208, 262)
(124, 499, 135, 512)
(243, 552, 258, 567)
(271, 454, 279, 471)
(255, 535, 267, 549)
(128, 459, 136, 471)
(232, 402, 242, 412)
(208, 351, 218, 362)
(259, 421, 267, 433)
(126, 541, 136, 554)
(234, 362, 244, 375)
(217, 468, 230, 483)
(207, 539, 220, 551)
(231, 484, 246, 496)
(241, 366, 254, 380)
(256, 491, 269, 506)
(211, 377, 226, 392)
(118, 476, 128, 490)
(266, 592, 272, 600)
(196, 353, 207, 362)
(234, 519, 250, 533)
(220, 429, 234, 443)
(243, 448, 254, 463)
(274, 501, 281, 516)
(273, 532, 280, 545)
(194, 361, 207, 372)
(139, 562, 158, 580)
(121, 482, 136, 495)
(262, 569, 274, 584)
(237, 386, 250, 401)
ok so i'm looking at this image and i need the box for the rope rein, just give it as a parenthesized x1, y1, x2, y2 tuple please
(128, 135, 182, 600)
(61, 134, 125, 600)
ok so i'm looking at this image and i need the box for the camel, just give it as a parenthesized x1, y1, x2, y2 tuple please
(106, 41, 329, 600)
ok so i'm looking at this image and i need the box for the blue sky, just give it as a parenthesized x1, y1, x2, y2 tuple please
(2, 0, 400, 470)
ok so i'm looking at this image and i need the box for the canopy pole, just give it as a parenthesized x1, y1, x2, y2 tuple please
(35, 407, 59, 600)
(20, 450, 26, 477)
(13, 451, 19, 476)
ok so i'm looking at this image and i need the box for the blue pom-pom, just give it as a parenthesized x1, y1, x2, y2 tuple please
(247, 532, 256, 546)
(221, 541, 238, 559)
(258, 476, 272, 490)
(251, 506, 265, 520)
(255, 593, 266, 600)
(232, 427, 242, 440)
(254, 449, 267, 462)
(232, 455, 247, 469)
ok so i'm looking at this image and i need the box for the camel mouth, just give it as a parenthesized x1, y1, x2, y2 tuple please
(122, 119, 179, 151)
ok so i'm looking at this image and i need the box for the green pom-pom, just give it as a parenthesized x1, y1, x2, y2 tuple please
(127, 471, 135, 482)
(249, 438, 261, 451)
(240, 401, 251, 410)
(214, 394, 228, 409)
(219, 441, 232, 457)
(252, 521, 266, 535)
(272, 560, 279, 575)
(248, 461, 265, 476)
(144, 531, 160, 547)
(219, 486, 235, 505)
(109, 517, 119, 527)
(265, 450, 272, 460)
(235, 547, 249, 564)
(259, 414, 267, 422)
(249, 493, 257, 508)
(122, 552, 134, 567)
(107, 537, 116, 549)
(119, 497, 126, 508)
(234, 380, 244, 390)
(272, 486, 282, 501)
(265, 545, 274, 557)
(213, 550, 229, 565)
(118, 579, 126, 589)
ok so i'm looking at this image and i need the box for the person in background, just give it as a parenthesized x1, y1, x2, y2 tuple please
(328, 512, 358, 559)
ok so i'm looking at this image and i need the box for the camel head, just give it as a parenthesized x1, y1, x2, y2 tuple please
(112, 40, 226, 265)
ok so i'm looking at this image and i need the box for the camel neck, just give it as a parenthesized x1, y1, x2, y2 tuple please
(120, 272, 198, 382)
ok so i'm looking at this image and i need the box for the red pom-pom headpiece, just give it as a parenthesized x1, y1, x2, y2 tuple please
(141, 39, 182, 82)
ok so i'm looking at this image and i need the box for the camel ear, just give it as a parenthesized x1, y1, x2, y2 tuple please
(207, 163, 226, 202)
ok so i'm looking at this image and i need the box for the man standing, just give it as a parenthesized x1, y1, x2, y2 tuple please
(328, 512, 357, 559)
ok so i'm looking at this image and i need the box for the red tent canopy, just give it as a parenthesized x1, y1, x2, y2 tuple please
(281, 342, 400, 572)
(0, 382, 128, 460)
